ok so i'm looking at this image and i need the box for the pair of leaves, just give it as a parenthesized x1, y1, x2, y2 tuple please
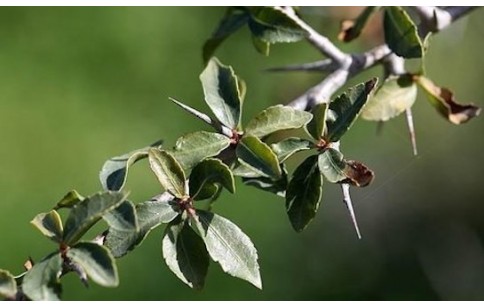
(203, 7, 306, 62)
(163, 210, 261, 290)
(26, 191, 128, 300)
(148, 149, 235, 200)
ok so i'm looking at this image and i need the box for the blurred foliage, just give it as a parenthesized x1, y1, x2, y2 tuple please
(0, 7, 484, 300)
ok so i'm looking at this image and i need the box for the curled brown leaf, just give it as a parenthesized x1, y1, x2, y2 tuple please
(342, 160, 374, 187)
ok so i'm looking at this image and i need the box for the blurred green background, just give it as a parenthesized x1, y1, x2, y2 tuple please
(1, 7, 484, 300)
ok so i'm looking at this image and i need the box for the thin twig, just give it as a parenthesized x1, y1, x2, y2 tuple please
(265, 59, 335, 73)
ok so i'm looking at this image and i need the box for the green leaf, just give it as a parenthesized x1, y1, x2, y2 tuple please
(306, 103, 329, 141)
(31, 210, 63, 243)
(245, 105, 313, 138)
(236, 135, 282, 178)
(0, 269, 17, 299)
(63, 191, 128, 245)
(251, 35, 270, 55)
(162, 219, 209, 290)
(191, 210, 262, 289)
(170, 131, 231, 171)
(103, 200, 138, 232)
(271, 137, 312, 163)
(242, 164, 288, 197)
(231, 160, 267, 178)
(22, 253, 62, 301)
(384, 6, 423, 58)
(67, 242, 118, 287)
(149, 149, 187, 198)
(203, 8, 250, 64)
(327, 78, 378, 142)
(200, 57, 243, 129)
(99, 141, 162, 191)
(104, 193, 179, 258)
(338, 6, 380, 42)
(286, 155, 322, 232)
(318, 148, 347, 183)
(361, 75, 417, 121)
(189, 158, 235, 201)
(416, 76, 481, 124)
(248, 7, 306, 44)
(55, 190, 85, 210)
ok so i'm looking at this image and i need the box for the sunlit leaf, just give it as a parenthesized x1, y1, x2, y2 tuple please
(22, 253, 62, 301)
(170, 131, 231, 172)
(104, 193, 179, 258)
(416, 76, 481, 124)
(237, 135, 282, 178)
(162, 219, 209, 290)
(327, 78, 377, 142)
(0, 269, 16, 299)
(103, 200, 138, 232)
(189, 158, 235, 201)
(286, 155, 322, 232)
(318, 148, 347, 183)
(63, 191, 128, 245)
(31, 210, 63, 243)
(248, 7, 306, 45)
(203, 8, 250, 63)
(271, 137, 312, 163)
(383, 6, 423, 58)
(67, 242, 118, 287)
(191, 210, 262, 289)
(149, 149, 186, 198)
(338, 6, 380, 42)
(200, 58, 243, 129)
(306, 103, 329, 140)
(245, 105, 313, 138)
(55, 190, 84, 210)
(362, 75, 417, 121)
(99, 141, 162, 191)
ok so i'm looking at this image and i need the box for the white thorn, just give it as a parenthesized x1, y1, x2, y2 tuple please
(341, 183, 362, 239)
(405, 108, 418, 156)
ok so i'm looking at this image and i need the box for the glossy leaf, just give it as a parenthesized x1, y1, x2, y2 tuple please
(103, 200, 138, 232)
(99, 141, 162, 191)
(318, 148, 347, 183)
(327, 78, 377, 142)
(384, 6, 423, 58)
(338, 6, 380, 42)
(362, 75, 417, 121)
(162, 220, 209, 290)
(105, 193, 178, 258)
(286, 155, 322, 232)
(271, 137, 312, 163)
(55, 190, 84, 210)
(189, 158, 235, 201)
(417, 76, 481, 124)
(170, 131, 231, 171)
(203, 8, 250, 63)
(237, 135, 282, 178)
(149, 149, 186, 198)
(306, 103, 329, 140)
(31, 210, 63, 243)
(242, 164, 288, 197)
(248, 7, 306, 44)
(245, 105, 313, 139)
(67, 242, 118, 287)
(342, 160, 375, 187)
(200, 58, 243, 129)
(22, 253, 62, 301)
(231, 160, 267, 178)
(63, 191, 128, 245)
(0, 269, 16, 299)
(191, 210, 262, 289)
